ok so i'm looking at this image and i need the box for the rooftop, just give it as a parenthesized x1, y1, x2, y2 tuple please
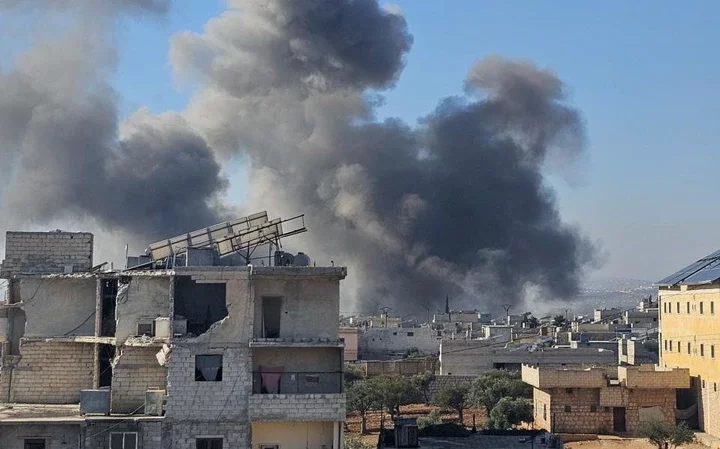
(657, 248, 720, 287)
(0, 404, 163, 424)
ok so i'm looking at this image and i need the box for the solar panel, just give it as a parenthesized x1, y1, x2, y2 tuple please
(656, 249, 720, 286)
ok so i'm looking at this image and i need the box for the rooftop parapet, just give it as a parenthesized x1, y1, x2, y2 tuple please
(522, 364, 609, 389)
(618, 365, 690, 389)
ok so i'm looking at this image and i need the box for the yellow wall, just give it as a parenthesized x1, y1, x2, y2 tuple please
(252, 421, 335, 449)
(659, 286, 720, 437)
(340, 327, 358, 361)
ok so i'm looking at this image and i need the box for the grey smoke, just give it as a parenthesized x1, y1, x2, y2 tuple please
(0, 0, 596, 314)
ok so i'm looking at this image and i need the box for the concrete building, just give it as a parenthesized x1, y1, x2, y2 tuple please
(523, 364, 689, 434)
(440, 339, 617, 375)
(657, 248, 720, 439)
(358, 326, 440, 359)
(0, 217, 348, 449)
(339, 327, 359, 362)
(623, 309, 659, 329)
(593, 308, 623, 323)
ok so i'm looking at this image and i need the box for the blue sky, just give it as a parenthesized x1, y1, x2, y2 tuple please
(112, 1, 720, 281)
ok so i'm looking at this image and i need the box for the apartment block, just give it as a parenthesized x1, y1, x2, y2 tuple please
(0, 212, 347, 449)
(522, 364, 689, 434)
(657, 249, 720, 439)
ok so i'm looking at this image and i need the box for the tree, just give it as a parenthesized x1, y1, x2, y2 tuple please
(486, 397, 533, 429)
(404, 347, 422, 359)
(347, 381, 380, 434)
(552, 315, 568, 328)
(639, 420, 695, 449)
(344, 362, 365, 387)
(374, 375, 420, 420)
(435, 384, 470, 424)
(468, 369, 532, 414)
(410, 371, 435, 404)
(344, 434, 374, 449)
(522, 312, 539, 328)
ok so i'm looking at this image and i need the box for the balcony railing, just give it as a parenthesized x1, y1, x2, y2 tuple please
(252, 371, 342, 395)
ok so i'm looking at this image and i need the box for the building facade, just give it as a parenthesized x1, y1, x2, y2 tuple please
(657, 249, 720, 439)
(0, 227, 347, 449)
(523, 364, 689, 434)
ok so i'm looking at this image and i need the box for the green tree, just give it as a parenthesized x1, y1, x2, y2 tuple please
(435, 384, 470, 424)
(374, 375, 420, 420)
(347, 381, 380, 434)
(638, 420, 695, 449)
(468, 369, 532, 414)
(403, 346, 422, 359)
(552, 315, 568, 328)
(344, 362, 365, 387)
(486, 397, 533, 429)
(410, 371, 435, 404)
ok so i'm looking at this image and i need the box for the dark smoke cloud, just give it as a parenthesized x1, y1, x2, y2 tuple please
(0, 0, 226, 240)
(172, 0, 596, 313)
(0, 0, 595, 314)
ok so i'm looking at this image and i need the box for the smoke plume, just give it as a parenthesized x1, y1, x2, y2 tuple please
(0, 0, 596, 314)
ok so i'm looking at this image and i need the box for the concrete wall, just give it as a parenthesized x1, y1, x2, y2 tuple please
(253, 276, 340, 340)
(0, 424, 81, 449)
(12, 341, 93, 403)
(359, 327, 440, 357)
(252, 421, 335, 449)
(18, 278, 96, 337)
(1, 231, 93, 276)
(533, 388, 552, 431)
(252, 347, 342, 373)
(83, 420, 162, 449)
(116, 278, 171, 344)
(659, 285, 720, 438)
(340, 327, 358, 361)
(249, 394, 346, 421)
(441, 340, 617, 376)
(168, 421, 249, 449)
(111, 346, 167, 413)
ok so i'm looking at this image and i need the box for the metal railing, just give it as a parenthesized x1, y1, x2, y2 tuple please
(252, 371, 342, 394)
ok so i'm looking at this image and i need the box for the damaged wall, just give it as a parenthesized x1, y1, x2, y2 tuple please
(253, 277, 340, 340)
(173, 276, 227, 337)
(11, 341, 93, 403)
(111, 346, 168, 413)
(18, 278, 96, 337)
(115, 278, 172, 344)
(0, 231, 93, 277)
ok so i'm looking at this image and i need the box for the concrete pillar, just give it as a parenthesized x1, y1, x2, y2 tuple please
(333, 421, 341, 449)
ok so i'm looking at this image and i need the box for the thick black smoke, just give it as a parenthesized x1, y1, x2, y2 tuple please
(1, 0, 595, 314)
(173, 0, 595, 313)
(0, 0, 225, 240)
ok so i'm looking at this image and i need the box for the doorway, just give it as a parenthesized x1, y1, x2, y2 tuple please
(261, 297, 282, 338)
(613, 407, 626, 432)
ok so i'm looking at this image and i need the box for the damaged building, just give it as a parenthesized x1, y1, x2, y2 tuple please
(0, 212, 347, 449)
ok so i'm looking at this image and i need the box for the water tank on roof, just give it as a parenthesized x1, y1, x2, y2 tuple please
(293, 252, 311, 267)
(274, 251, 294, 267)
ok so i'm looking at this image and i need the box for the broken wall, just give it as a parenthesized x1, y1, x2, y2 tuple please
(1, 231, 93, 277)
(115, 277, 172, 344)
(19, 278, 97, 337)
(111, 346, 167, 413)
(11, 341, 93, 403)
(173, 276, 227, 337)
(253, 277, 340, 340)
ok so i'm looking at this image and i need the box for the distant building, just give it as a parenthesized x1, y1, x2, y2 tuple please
(523, 364, 689, 434)
(340, 327, 359, 361)
(358, 326, 440, 359)
(593, 308, 623, 323)
(658, 249, 720, 439)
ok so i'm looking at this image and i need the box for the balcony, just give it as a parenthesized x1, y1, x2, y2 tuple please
(252, 371, 342, 395)
(250, 338, 344, 348)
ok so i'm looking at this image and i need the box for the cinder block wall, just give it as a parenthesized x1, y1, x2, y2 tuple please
(11, 341, 94, 403)
(1, 231, 93, 276)
(111, 347, 167, 413)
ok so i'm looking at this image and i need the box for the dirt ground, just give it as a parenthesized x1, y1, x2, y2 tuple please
(566, 438, 709, 449)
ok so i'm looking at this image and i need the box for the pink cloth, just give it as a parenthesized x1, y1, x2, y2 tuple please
(259, 366, 284, 393)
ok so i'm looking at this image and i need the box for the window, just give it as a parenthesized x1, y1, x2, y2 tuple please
(712, 302, 715, 315)
(677, 302, 680, 313)
(687, 302, 691, 313)
(713, 345, 716, 359)
(590, 405, 597, 412)
(24, 440, 46, 449)
(543, 404, 547, 420)
(669, 340, 673, 351)
(663, 303, 667, 313)
(688, 342, 691, 355)
(677, 341, 681, 352)
(604, 406, 610, 412)
(715, 383, 717, 392)
(664, 340, 668, 351)
(392, 332, 397, 335)
(701, 344, 705, 357)
(110, 433, 137, 449)
(261, 297, 282, 338)
(700, 302, 704, 314)
(703, 380, 706, 389)
(407, 332, 414, 336)
(564, 406, 571, 413)
(565, 388, 574, 394)
(195, 355, 223, 381)
(260, 445, 280, 449)
(197, 438, 223, 449)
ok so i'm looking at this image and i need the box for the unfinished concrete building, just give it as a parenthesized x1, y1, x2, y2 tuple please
(0, 212, 347, 449)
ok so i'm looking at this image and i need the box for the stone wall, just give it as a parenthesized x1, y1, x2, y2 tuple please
(0, 423, 82, 449)
(168, 421, 250, 449)
(533, 388, 552, 431)
(11, 341, 93, 403)
(698, 376, 720, 441)
(83, 420, 162, 449)
(111, 346, 167, 413)
(115, 277, 172, 344)
(1, 231, 93, 276)
(248, 393, 345, 421)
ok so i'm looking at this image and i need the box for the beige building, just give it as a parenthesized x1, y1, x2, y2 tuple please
(523, 364, 689, 434)
(0, 214, 348, 449)
(340, 327, 359, 361)
(657, 249, 720, 439)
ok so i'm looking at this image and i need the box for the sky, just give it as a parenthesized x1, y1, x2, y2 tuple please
(8, 1, 720, 283)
